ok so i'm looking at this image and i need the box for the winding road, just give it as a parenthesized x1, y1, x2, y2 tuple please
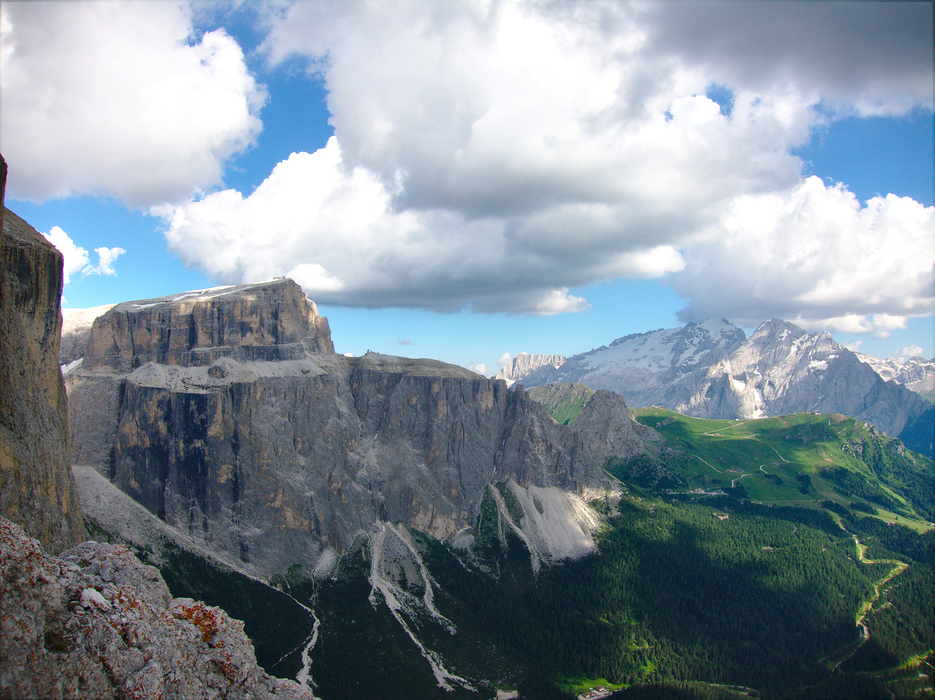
(827, 534, 909, 672)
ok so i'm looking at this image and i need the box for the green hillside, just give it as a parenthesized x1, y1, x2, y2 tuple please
(625, 409, 935, 531)
(527, 382, 595, 425)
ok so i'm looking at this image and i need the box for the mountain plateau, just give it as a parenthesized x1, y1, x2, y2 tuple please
(64, 279, 653, 579)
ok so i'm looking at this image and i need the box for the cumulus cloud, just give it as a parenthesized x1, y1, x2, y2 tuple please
(672, 177, 934, 336)
(85, 247, 127, 277)
(158, 138, 681, 313)
(264, 1, 810, 218)
(1, 2, 265, 207)
(644, 1, 933, 116)
(42, 227, 126, 285)
(43, 227, 90, 285)
(139, 2, 934, 330)
(897, 345, 925, 361)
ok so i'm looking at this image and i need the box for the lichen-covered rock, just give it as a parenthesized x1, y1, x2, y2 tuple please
(0, 516, 314, 700)
(0, 156, 84, 553)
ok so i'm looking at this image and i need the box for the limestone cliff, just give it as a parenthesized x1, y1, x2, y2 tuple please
(66, 281, 627, 577)
(0, 157, 84, 553)
(84, 278, 334, 371)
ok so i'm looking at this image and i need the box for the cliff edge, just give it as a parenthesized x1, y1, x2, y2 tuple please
(66, 280, 630, 577)
(0, 156, 84, 553)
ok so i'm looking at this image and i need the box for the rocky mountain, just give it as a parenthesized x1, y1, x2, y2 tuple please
(64, 279, 642, 580)
(0, 163, 84, 553)
(857, 353, 935, 403)
(500, 318, 934, 458)
(60, 304, 115, 368)
(526, 382, 595, 425)
(495, 353, 566, 386)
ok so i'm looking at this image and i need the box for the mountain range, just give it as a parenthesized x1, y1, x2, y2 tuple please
(2, 164, 932, 700)
(495, 318, 934, 458)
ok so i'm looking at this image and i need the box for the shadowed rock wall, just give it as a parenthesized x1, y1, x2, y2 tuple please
(0, 155, 84, 552)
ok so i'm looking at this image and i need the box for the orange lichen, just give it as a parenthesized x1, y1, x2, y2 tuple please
(174, 602, 219, 644)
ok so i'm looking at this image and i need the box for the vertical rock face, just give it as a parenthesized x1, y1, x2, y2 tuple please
(0, 157, 84, 553)
(84, 278, 334, 371)
(67, 283, 627, 577)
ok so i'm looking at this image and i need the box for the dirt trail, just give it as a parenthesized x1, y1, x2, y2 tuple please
(827, 534, 908, 672)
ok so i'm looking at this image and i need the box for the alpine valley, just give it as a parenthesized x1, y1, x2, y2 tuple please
(2, 183, 933, 698)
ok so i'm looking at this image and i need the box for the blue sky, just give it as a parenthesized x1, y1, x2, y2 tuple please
(2, 1, 932, 374)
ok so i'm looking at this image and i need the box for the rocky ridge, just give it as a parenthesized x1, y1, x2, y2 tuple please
(65, 281, 634, 579)
(82, 279, 334, 371)
(495, 353, 566, 386)
(857, 353, 935, 403)
(0, 516, 312, 700)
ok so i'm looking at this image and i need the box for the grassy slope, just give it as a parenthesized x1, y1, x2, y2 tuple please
(527, 383, 595, 425)
(632, 408, 934, 531)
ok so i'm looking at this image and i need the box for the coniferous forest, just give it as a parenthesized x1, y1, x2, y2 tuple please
(262, 490, 931, 700)
(107, 408, 934, 700)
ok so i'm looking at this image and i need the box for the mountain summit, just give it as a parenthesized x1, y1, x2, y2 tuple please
(499, 318, 933, 457)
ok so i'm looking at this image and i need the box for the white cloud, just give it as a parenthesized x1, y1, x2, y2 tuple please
(897, 345, 925, 361)
(644, 1, 933, 117)
(672, 177, 934, 335)
(148, 2, 931, 329)
(41, 227, 125, 285)
(496, 353, 513, 368)
(265, 2, 811, 219)
(43, 227, 90, 285)
(85, 247, 127, 277)
(467, 363, 488, 376)
(158, 138, 684, 313)
(1, 2, 265, 207)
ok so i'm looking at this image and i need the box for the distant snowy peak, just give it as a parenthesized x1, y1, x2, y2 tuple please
(577, 317, 746, 374)
(857, 353, 935, 402)
(499, 317, 933, 457)
(856, 353, 935, 383)
(494, 353, 566, 386)
(733, 319, 839, 374)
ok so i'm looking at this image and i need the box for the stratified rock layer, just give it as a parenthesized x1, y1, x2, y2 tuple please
(0, 158, 84, 553)
(0, 516, 313, 700)
(84, 279, 334, 371)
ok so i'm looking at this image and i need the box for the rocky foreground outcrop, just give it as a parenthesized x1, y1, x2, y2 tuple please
(0, 160, 317, 698)
(65, 280, 640, 577)
(0, 516, 312, 700)
(0, 156, 84, 553)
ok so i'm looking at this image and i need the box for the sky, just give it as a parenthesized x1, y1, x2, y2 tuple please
(2, 1, 933, 376)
